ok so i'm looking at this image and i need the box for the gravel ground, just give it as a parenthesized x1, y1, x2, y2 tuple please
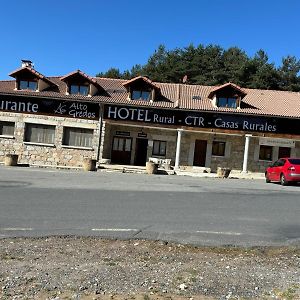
(0, 237, 299, 300)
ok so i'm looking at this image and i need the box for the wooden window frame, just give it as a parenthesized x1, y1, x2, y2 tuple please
(112, 136, 132, 152)
(216, 97, 238, 108)
(63, 127, 93, 148)
(131, 90, 151, 101)
(152, 140, 166, 156)
(0, 121, 15, 136)
(212, 141, 226, 157)
(69, 84, 89, 96)
(259, 145, 273, 161)
(24, 123, 55, 145)
(19, 80, 38, 91)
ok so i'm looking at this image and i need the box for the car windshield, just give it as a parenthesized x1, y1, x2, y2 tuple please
(288, 158, 300, 165)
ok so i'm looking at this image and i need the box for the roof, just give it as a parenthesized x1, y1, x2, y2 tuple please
(60, 70, 108, 94)
(9, 66, 57, 87)
(208, 82, 247, 98)
(1, 70, 300, 119)
(61, 70, 100, 86)
(122, 76, 160, 90)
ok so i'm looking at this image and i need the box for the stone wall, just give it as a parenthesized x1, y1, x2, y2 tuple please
(178, 132, 242, 171)
(3, 111, 299, 172)
(101, 123, 177, 165)
(180, 133, 300, 173)
(0, 112, 100, 167)
(101, 124, 300, 172)
(101, 121, 112, 161)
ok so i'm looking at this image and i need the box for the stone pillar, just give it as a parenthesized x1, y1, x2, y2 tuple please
(97, 104, 105, 162)
(97, 118, 105, 161)
(175, 129, 183, 169)
(242, 134, 252, 173)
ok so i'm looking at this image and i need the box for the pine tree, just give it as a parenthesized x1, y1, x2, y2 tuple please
(95, 44, 300, 91)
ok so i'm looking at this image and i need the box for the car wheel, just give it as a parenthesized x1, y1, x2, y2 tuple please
(280, 174, 289, 186)
(265, 173, 271, 183)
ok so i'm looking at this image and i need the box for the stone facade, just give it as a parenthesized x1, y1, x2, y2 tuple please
(101, 123, 177, 166)
(179, 133, 300, 173)
(2, 69, 300, 173)
(101, 123, 300, 173)
(0, 112, 100, 167)
(1, 111, 300, 172)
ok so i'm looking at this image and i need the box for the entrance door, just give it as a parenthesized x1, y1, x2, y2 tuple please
(134, 138, 148, 166)
(111, 136, 132, 164)
(193, 140, 207, 167)
(278, 147, 291, 158)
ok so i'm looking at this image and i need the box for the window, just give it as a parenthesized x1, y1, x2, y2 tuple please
(70, 85, 89, 95)
(278, 146, 291, 158)
(19, 80, 37, 91)
(112, 137, 132, 152)
(152, 140, 166, 156)
(217, 97, 237, 108)
(131, 90, 151, 101)
(63, 127, 93, 148)
(0, 121, 15, 136)
(259, 145, 273, 161)
(25, 123, 55, 144)
(212, 141, 225, 156)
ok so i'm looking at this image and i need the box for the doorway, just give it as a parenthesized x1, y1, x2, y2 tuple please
(193, 139, 207, 167)
(111, 136, 132, 165)
(134, 138, 148, 166)
(278, 146, 291, 158)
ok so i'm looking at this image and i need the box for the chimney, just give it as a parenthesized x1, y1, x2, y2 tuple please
(21, 60, 34, 68)
(182, 75, 188, 84)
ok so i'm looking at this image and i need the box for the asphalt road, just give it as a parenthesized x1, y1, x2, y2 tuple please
(0, 166, 299, 246)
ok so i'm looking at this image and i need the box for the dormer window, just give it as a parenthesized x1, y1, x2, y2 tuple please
(217, 97, 238, 108)
(131, 90, 151, 101)
(9, 62, 58, 92)
(208, 83, 247, 109)
(61, 70, 105, 97)
(70, 84, 89, 96)
(19, 80, 37, 91)
(123, 76, 160, 102)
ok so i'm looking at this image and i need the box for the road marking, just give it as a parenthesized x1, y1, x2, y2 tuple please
(91, 228, 138, 232)
(196, 230, 242, 236)
(1, 228, 33, 231)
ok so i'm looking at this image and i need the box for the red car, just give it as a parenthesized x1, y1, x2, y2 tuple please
(265, 158, 300, 185)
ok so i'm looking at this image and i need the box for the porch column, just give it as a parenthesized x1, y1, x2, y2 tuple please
(175, 129, 183, 169)
(242, 134, 252, 173)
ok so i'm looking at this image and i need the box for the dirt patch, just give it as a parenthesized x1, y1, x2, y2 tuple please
(0, 237, 299, 299)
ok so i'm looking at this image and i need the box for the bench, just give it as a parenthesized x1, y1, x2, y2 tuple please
(148, 157, 172, 170)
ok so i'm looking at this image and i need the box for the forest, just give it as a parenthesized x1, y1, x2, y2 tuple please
(96, 44, 300, 92)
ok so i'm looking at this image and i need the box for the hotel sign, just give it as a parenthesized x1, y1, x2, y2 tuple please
(104, 104, 300, 135)
(259, 137, 295, 148)
(0, 95, 99, 120)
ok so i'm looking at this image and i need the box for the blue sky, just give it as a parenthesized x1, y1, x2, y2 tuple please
(1, 0, 300, 79)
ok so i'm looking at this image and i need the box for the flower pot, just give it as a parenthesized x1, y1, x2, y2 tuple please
(4, 154, 18, 166)
(146, 161, 158, 174)
(83, 159, 97, 171)
(217, 167, 231, 178)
